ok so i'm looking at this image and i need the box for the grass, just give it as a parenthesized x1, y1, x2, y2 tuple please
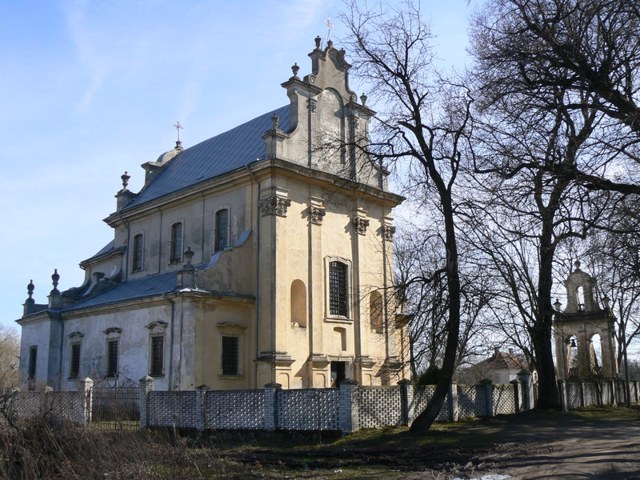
(0, 406, 637, 479)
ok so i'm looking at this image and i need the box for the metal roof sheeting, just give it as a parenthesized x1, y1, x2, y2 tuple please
(125, 105, 290, 209)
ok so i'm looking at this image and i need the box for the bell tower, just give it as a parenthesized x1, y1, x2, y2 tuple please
(553, 261, 617, 379)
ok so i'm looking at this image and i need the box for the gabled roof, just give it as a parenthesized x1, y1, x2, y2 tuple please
(475, 350, 528, 372)
(124, 105, 290, 209)
(62, 271, 178, 312)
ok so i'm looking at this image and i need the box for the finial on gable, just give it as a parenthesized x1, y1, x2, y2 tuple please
(120, 171, 130, 192)
(291, 63, 300, 78)
(24, 279, 36, 315)
(51, 269, 60, 295)
(574, 260, 581, 271)
(314, 35, 321, 50)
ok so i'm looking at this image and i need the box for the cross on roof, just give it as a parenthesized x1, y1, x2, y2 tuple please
(173, 121, 183, 142)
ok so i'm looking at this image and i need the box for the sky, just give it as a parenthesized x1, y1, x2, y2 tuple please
(0, 0, 473, 333)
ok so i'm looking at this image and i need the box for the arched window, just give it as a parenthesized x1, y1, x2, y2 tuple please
(290, 280, 307, 327)
(132, 234, 144, 272)
(170, 222, 183, 263)
(329, 260, 348, 317)
(215, 209, 229, 252)
(370, 290, 383, 333)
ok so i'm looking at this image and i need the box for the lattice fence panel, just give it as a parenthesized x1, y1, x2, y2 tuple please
(566, 382, 581, 409)
(493, 384, 516, 415)
(278, 389, 340, 430)
(457, 384, 481, 419)
(46, 391, 83, 423)
(583, 383, 598, 406)
(9, 392, 42, 420)
(408, 386, 450, 422)
(357, 386, 401, 429)
(147, 391, 198, 428)
(409, 386, 433, 423)
(206, 390, 265, 430)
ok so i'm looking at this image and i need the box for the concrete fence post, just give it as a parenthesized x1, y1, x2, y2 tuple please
(558, 380, 568, 411)
(42, 386, 53, 416)
(517, 371, 531, 411)
(510, 379, 520, 413)
(448, 383, 459, 422)
(263, 383, 281, 431)
(480, 380, 494, 417)
(195, 384, 210, 431)
(398, 379, 411, 426)
(139, 375, 154, 429)
(338, 379, 359, 434)
(579, 381, 586, 407)
(77, 377, 93, 426)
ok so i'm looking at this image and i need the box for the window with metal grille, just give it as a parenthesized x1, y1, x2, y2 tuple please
(107, 340, 118, 377)
(221, 336, 239, 376)
(329, 261, 348, 316)
(28, 346, 37, 380)
(215, 209, 229, 251)
(132, 234, 144, 272)
(70, 343, 81, 379)
(170, 222, 183, 263)
(150, 335, 164, 377)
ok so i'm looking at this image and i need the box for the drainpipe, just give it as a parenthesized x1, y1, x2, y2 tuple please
(165, 295, 176, 390)
(246, 162, 261, 388)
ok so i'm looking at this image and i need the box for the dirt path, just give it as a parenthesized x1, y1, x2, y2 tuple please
(459, 411, 640, 479)
(231, 408, 640, 479)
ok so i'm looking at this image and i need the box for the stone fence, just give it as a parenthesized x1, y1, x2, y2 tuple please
(6, 376, 639, 434)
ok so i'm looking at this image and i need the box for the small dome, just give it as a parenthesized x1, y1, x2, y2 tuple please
(155, 141, 183, 164)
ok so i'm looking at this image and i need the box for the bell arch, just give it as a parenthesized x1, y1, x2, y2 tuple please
(553, 261, 617, 379)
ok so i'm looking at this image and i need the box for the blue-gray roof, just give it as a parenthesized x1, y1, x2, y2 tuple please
(125, 105, 290, 209)
(63, 271, 177, 312)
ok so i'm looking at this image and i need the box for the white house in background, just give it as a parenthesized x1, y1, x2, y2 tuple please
(461, 348, 530, 385)
(17, 37, 410, 392)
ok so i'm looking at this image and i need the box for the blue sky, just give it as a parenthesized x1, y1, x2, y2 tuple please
(0, 0, 472, 332)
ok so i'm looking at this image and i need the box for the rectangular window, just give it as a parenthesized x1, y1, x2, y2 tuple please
(28, 346, 37, 380)
(107, 340, 119, 378)
(170, 222, 183, 263)
(329, 261, 348, 317)
(69, 343, 81, 379)
(215, 209, 229, 251)
(150, 335, 164, 377)
(132, 234, 144, 272)
(221, 336, 239, 376)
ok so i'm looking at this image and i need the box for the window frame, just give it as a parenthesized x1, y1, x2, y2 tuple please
(69, 343, 81, 379)
(27, 346, 37, 380)
(221, 335, 240, 376)
(325, 257, 352, 322)
(132, 233, 144, 272)
(169, 221, 184, 264)
(149, 335, 165, 377)
(106, 339, 119, 378)
(214, 208, 230, 252)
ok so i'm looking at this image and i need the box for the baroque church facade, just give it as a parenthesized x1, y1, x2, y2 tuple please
(18, 38, 410, 391)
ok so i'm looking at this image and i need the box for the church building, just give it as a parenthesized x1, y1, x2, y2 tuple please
(17, 38, 409, 391)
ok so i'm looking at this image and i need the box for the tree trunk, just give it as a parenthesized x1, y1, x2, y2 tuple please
(410, 196, 460, 431)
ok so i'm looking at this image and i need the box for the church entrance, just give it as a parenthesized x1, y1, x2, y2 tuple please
(330, 361, 346, 387)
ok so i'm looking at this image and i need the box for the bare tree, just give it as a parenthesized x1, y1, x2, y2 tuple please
(472, 0, 640, 194)
(470, 0, 637, 409)
(583, 202, 640, 372)
(0, 326, 20, 391)
(341, 1, 474, 430)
